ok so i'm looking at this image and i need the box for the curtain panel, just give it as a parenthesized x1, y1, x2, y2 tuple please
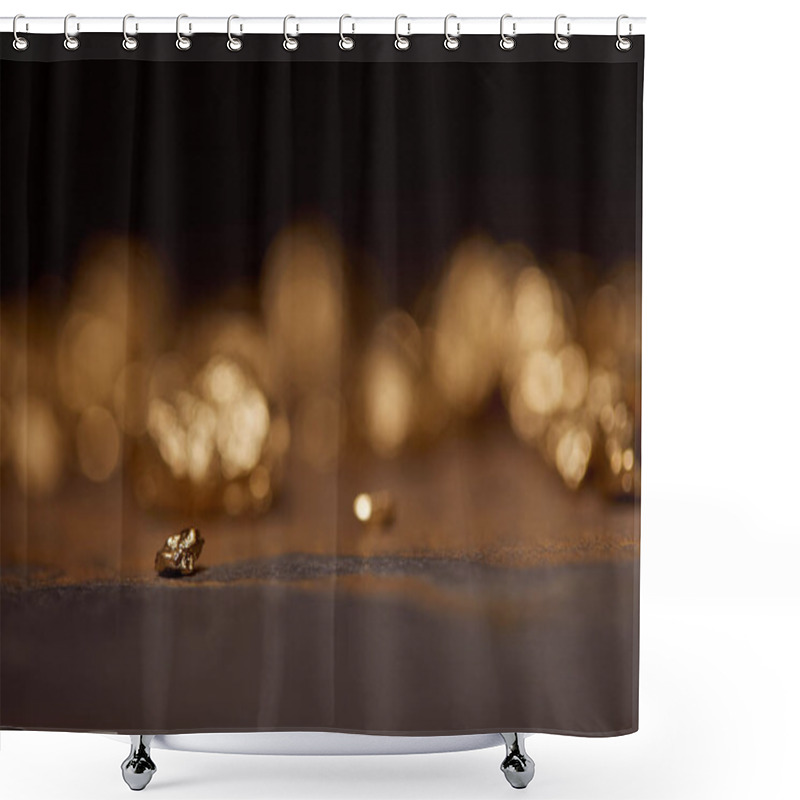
(1, 29, 643, 738)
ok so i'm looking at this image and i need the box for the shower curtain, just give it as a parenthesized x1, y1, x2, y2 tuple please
(0, 28, 642, 737)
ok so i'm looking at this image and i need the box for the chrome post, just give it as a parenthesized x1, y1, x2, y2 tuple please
(121, 735, 157, 791)
(500, 733, 535, 789)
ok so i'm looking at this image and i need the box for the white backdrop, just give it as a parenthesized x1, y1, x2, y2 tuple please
(2, 1, 799, 798)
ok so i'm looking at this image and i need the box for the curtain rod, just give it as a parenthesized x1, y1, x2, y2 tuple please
(1, 16, 646, 37)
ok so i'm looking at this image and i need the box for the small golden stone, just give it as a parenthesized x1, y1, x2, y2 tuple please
(155, 527, 205, 577)
(353, 491, 395, 528)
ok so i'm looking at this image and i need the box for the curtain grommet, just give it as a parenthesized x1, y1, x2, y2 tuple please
(500, 14, 516, 50)
(283, 15, 299, 51)
(122, 14, 138, 51)
(554, 14, 570, 51)
(12, 14, 29, 51)
(63, 13, 80, 51)
(176, 14, 192, 50)
(227, 15, 243, 51)
(394, 15, 411, 50)
(616, 15, 632, 51)
(443, 14, 460, 50)
(339, 14, 355, 51)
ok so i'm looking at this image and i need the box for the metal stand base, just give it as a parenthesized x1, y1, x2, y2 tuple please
(118, 731, 532, 791)
(121, 735, 157, 791)
(500, 733, 535, 789)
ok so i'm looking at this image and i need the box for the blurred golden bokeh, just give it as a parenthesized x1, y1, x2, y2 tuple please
(141, 353, 286, 512)
(76, 405, 120, 482)
(361, 311, 422, 457)
(9, 395, 64, 496)
(57, 312, 127, 412)
(430, 237, 511, 415)
(0, 225, 640, 519)
(261, 222, 346, 401)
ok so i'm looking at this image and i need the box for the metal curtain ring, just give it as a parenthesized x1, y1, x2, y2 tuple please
(122, 14, 138, 51)
(444, 14, 460, 51)
(63, 13, 80, 51)
(554, 14, 570, 51)
(176, 14, 192, 50)
(616, 15, 632, 51)
(394, 15, 410, 50)
(283, 15, 299, 51)
(12, 14, 29, 51)
(500, 14, 516, 50)
(227, 15, 242, 51)
(339, 14, 355, 50)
